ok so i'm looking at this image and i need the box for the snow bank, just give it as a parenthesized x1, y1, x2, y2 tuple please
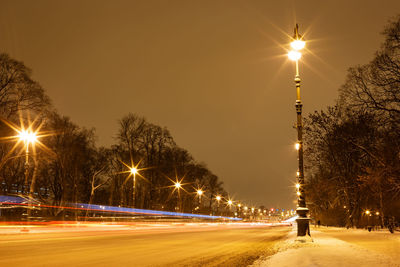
(252, 229, 400, 267)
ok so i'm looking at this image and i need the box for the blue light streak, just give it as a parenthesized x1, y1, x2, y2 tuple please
(0, 195, 242, 221)
(74, 202, 242, 221)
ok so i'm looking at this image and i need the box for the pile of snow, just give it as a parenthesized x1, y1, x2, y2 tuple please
(251, 229, 400, 267)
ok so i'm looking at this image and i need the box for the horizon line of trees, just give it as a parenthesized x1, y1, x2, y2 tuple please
(0, 52, 239, 219)
(304, 15, 400, 228)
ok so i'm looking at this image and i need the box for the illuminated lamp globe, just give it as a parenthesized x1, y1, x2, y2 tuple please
(290, 40, 305, 51)
(288, 50, 301, 61)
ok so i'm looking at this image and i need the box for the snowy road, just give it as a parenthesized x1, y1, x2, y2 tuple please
(0, 223, 290, 266)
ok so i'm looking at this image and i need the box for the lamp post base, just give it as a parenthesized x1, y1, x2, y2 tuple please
(296, 206, 311, 237)
(295, 234, 313, 243)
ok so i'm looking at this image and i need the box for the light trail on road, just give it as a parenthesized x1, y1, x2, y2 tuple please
(0, 195, 241, 221)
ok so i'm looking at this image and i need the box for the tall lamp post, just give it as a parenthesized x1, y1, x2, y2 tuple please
(215, 195, 221, 215)
(288, 24, 310, 237)
(18, 130, 38, 194)
(174, 181, 182, 212)
(130, 167, 138, 208)
(196, 189, 203, 213)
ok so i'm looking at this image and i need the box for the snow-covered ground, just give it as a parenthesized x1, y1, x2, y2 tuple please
(252, 226, 400, 267)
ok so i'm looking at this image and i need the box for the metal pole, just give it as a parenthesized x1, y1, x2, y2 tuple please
(293, 33, 310, 237)
(133, 173, 136, 208)
(24, 142, 31, 222)
(24, 142, 29, 192)
(198, 194, 201, 213)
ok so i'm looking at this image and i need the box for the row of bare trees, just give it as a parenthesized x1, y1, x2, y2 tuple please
(0, 53, 229, 219)
(304, 16, 400, 228)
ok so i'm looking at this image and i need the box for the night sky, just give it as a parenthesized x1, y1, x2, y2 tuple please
(1, 0, 399, 209)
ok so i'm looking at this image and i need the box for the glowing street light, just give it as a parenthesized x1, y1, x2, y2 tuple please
(166, 176, 186, 212)
(0, 116, 53, 201)
(196, 189, 203, 196)
(215, 195, 222, 216)
(18, 130, 38, 188)
(288, 24, 310, 238)
(130, 167, 138, 175)
(18, 130, 38, 144)
(290, 39, 306, 51)
(175, 182, 181, 189)
(195, 188, 204, 213)
(130, 166, 139, 208)
(236, 203, 242, 216)
(120, 159, 146, 208)
(288, 50, 302, 61)
(295, 142, 300, 150)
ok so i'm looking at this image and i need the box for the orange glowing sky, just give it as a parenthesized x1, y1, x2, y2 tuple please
(1, 0, 399, 208)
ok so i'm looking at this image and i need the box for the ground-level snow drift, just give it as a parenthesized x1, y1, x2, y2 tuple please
(252, 227, 400, 267)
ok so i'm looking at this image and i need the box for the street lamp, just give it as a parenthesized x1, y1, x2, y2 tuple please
(130, 167, 138, 208)
(172, 180, 184, 212)
(288, 24, 310, 238)
(215, 195, 221, 215)
(196, 189, 203, 200)
(120, 159, 145, 208)
(227, 199, 233, 216)
(175, 181, 181, 189)
(196, 188, 204, 213)
(18, 130, 38, 192)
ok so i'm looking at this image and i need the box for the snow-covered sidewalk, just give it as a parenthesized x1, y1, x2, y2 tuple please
(252, 227, 400, 267)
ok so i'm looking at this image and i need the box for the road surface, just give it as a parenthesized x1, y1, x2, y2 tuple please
(0, 222, 290, 266)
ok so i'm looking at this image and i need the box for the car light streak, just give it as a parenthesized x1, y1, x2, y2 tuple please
(0, 195, 242, 221)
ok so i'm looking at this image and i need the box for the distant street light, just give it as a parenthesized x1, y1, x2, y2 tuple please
(295, 142, 300, 151)
(196, 188, 204, 213)
(175, 182, 181, 189)
(215, 195, 222, 215)
(288, 24, 310, 238)
(1, 117, 52, 202)
(168, 178, 185, 212)
(365, 210, 371, 229)
(18, 130, 38, 191)
(17, 127, 40, 222)
(120, 159, 146, 208)
(237, 203, 241, 216)
(227, 199, 233, 216)
(130, 167, 138, 208)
